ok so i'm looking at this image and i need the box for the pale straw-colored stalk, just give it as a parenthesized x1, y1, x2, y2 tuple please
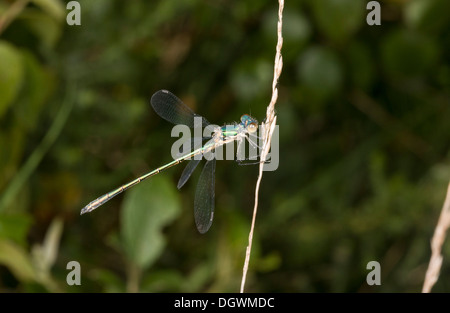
(422, 181, 450, 292)
(240, 0, 284, 293)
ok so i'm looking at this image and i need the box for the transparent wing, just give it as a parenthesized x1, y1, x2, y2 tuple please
(194, 159, 216, 234)
(177, 136, 212, 189)
(177, 159, 201, 189)
(150, 90, 209, 127)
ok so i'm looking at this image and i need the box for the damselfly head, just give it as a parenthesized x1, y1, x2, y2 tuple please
(240, 114, 258, 133)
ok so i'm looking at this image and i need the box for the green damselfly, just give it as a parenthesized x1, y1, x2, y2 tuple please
(81, 90, 259, 233)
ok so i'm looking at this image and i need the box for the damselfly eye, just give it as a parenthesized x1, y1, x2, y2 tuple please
(240, 114, 248, 123)
(247, 122, 258, 133)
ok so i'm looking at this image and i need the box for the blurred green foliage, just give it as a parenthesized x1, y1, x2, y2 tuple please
(0, 0, 449, 292)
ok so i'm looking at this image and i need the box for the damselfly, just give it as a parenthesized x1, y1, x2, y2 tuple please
(81, 90, 259, 233)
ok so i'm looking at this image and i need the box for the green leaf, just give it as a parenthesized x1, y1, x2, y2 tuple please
(297, 46, 344, 104)
(381, 29, 439, 78)
(0, 41, 24, 118)
(21, 9, 63, 48)
(405, 0, 450, 34)
(309, 0, 365, 42)
(0, 213, 32, 246)
(283, 11, 311, 43)
(90, 268, 126, 293)
(255, 251, 282, 273)
(121, 175, 181, 269)
(31, 0, 66, 21)
(141, 269, 185, 292)
(0, 239, 36, 283)
(231, 59, 273, 101)
(14, 50, 53, 131)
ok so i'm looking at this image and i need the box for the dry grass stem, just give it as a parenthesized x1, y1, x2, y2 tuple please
(240, 0, 284, 293)
(422, 181, 450, 293)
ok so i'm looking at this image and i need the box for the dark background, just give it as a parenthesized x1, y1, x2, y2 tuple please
(0, 0, 449, 292)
